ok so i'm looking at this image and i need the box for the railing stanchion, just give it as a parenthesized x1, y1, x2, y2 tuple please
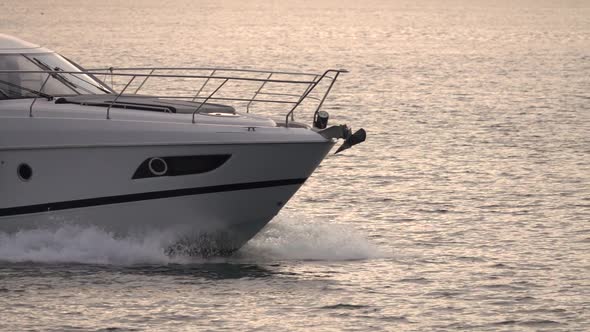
(134, 69, 155, 94)
(109, 67, 114, 90)
(107, 75, 136, 120)
(284, 70, 346, 127)
(247, 72, 272, 113)
(312, 71, 342, 121)
(29, 74, 51, 118)
(192, 79, 228, 124)
(192, 69, 216, 102)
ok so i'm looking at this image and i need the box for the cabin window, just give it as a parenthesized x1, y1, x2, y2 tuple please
(0, 53, 110, 99)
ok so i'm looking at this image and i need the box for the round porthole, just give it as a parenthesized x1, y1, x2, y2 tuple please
(17, 163, 33, 181)
(148, 157, 168, 176)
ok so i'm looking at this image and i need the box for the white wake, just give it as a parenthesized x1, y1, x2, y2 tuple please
(239, 214, 382, 261)
(0, 225, 176, 265)
(0, 214, 381, 265)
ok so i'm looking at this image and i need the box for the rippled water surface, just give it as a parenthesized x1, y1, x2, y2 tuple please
(1, 0, 589, 331)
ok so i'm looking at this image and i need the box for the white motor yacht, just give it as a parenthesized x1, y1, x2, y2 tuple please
(0, 34, 365, 256)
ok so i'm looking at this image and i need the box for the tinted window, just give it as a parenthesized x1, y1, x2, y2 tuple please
(0, 53, 110, 99)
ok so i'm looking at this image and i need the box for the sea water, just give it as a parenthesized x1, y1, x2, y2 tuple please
(0, 0, 589, 330)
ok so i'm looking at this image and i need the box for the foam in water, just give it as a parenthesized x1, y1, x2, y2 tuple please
(238, 214, 382, 261)
(0, 225, 176, 265)
(0, 214, 380, 265)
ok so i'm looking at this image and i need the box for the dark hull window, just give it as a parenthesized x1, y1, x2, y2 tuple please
(132, 154, 231, 179)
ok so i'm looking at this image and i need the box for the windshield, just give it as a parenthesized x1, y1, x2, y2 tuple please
(0, 53, 111, 99)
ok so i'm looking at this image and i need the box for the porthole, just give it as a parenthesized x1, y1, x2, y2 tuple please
(148, 157, 168, 176)
(17, 163, 33, 181)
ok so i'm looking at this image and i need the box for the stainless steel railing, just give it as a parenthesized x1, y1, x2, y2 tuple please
(0, 67, 347, 127)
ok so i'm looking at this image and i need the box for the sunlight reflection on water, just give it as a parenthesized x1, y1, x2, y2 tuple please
(1, 0, 589, 330)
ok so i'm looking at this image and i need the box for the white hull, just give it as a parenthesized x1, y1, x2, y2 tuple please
(0, 141, 334, 254)
(2, 184, 303, 255)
